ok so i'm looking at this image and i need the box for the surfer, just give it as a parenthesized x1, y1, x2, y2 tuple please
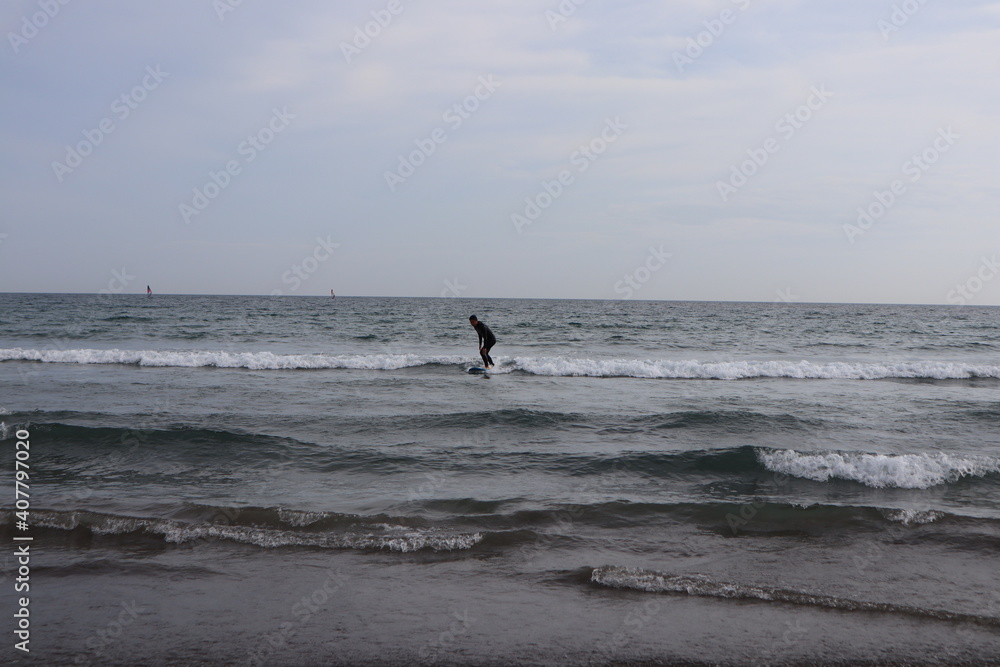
(469, 315, 496, 369)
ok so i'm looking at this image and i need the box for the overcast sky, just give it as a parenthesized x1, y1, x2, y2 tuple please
(1, 0, 998, 304)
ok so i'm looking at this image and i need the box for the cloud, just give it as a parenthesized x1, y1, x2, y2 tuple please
(1, 0, 999, 302)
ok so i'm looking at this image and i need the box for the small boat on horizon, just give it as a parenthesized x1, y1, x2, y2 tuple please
(147, 285, 152, 297)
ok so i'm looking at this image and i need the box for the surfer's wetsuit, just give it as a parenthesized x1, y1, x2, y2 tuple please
(474, 321, 496, 367)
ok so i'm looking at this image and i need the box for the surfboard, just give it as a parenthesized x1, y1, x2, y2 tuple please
(467, 367, 489, 374)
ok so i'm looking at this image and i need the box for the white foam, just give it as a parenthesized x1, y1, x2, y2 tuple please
(5, 347, 1000, 380)
(588, 566, 963, 620)
(277, 509, 328, 527)
(154, 521, 483, 552)
(513, 357, 1000, 380)
(28, 510, 482, 552)
(592, 566, 743, 597)
(33, 510, 84, 530)
(590, 566, 827, 608)
(758, 448, 1000, 489)
(880, 508, 945, 526)
(340, 530, 483, 553)
(0, 347, 465, 371)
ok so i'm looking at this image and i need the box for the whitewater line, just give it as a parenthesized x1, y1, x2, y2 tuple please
(3, 347, 1000, 380)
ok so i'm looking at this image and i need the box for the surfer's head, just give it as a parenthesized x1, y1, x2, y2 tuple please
(469, 315, 478, 326)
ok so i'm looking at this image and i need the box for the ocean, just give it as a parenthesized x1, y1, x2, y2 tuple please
(2, 293, 999, 666)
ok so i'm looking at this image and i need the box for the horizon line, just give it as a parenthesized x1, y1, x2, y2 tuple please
(0, 292, 990, 308)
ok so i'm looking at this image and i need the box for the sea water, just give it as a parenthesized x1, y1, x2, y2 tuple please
(1, 294, 999, 665)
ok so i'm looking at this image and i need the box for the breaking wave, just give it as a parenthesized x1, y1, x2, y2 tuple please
(0, 347, 464, 370)
(4, 347, 1000, 380)
(18, 509, 483, 553)
(757, 448, 1000, 489)
(590, 566, 1000, 627)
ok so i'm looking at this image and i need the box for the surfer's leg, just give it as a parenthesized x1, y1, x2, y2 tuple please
(483, 344, 494, 368)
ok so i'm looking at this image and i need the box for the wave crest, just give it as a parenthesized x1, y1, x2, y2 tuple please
(589, 566, 1000, 626)
(21, 509, 482, 553)
(5, 347, 1000, 380)
(514, 357, 1000, 380)
(0, 347, 464, 371)
(757, 449, 1000, 489)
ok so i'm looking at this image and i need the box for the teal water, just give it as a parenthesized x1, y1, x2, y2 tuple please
(2, 294, 999, 665)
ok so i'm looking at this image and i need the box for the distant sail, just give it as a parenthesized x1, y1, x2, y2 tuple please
(147, 285, 152, 296)
(331, 289, 335, 299)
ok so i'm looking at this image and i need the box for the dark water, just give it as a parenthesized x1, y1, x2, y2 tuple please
(1, 294, 999, 665)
